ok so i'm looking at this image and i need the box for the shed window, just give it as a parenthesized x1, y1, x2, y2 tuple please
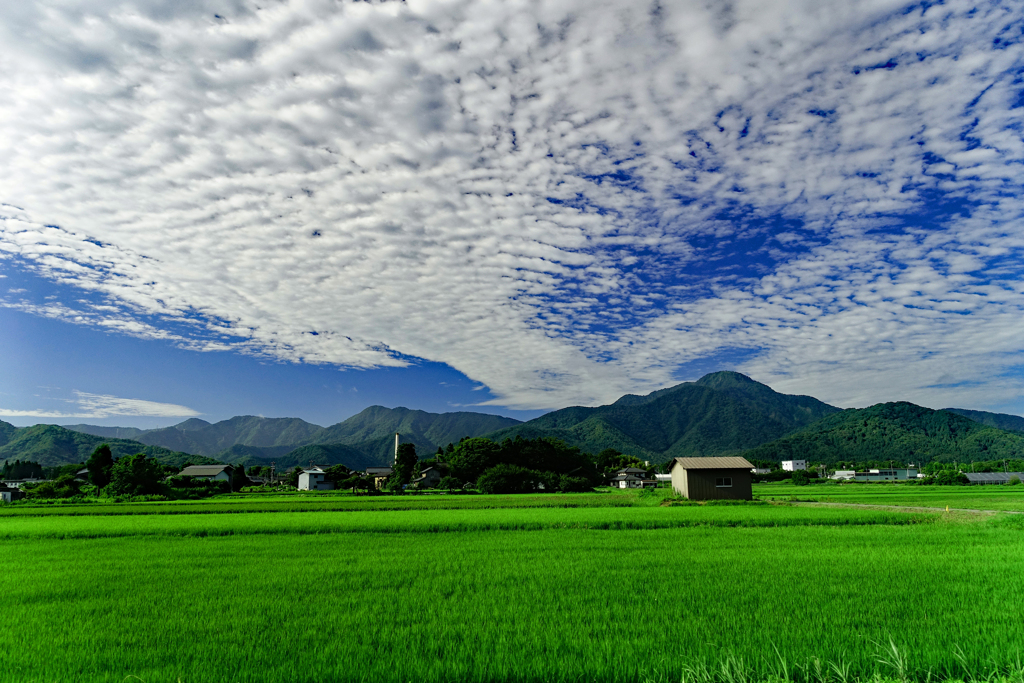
(715, 477, 733, 488)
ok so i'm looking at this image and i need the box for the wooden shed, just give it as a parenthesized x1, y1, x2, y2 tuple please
(669, 457, 754, 501)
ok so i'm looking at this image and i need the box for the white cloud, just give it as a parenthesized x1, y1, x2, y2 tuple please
(0, 391, 199, 418)
(1, 0, 1023, 410)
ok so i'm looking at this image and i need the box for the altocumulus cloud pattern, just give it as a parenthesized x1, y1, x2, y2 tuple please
(1, 0, 1023, 410)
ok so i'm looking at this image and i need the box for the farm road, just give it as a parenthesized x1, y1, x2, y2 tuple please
(792, 501, 1024, 515)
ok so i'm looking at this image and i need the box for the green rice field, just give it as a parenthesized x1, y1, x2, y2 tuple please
(754, 482, 1024, 511)
(2, 493, 1023, 683)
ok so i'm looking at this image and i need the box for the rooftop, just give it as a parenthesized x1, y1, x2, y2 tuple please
(671, 457, 754, 470)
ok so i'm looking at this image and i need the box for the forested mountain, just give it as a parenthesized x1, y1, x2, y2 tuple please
(133, 416, 325, 456)
(0, 422, 214, 469)
(57, 424, 147, 440)
(943, 408, 1024, 434)
(56, 408, 521, 469)
(739, 402, 1024, 465)
(481, 371, 840, 463)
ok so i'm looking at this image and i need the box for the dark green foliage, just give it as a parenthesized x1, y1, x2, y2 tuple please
(386, 443, 418, 491)
(483, 371, 840, 463)
(86, 444, 115, 488)
(1, 459, 44, 480)
(107, 453, 165, 497)
(60, 424, 146, 440)
(323, 464, 352, 484)
(438, 476, 462, 492)
(447, 436, 600, 486)
(943, 408, 1024, 434)
(740, 402, 1024, 465)
(477, 464, 544, 494)
(924, 470, 969, 486)
(791, 470, 811, 486)
(230, 464, 250, 492)
(23, 474, 84, 499)
(0, 420, 19, 448)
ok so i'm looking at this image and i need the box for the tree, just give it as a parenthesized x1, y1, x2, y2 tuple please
(477, 464, 543, 494)
(791, 470, 811, 486)
(85, 444, 115, 489)
(107, 453, 165, 497)
(438, 476, 462, 493)
(387, 443, 418, 491)
(230, 464, 251, 492)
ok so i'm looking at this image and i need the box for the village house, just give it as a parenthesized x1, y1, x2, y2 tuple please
(410, 467, 442, 489)
(781, 460, 807, 471)
(298, 466, 334, 491)
(177, 464, 235, 482)
(0, 483, 25, 503)
(365, 466, 394, 490)
(669, 456, 754, 501)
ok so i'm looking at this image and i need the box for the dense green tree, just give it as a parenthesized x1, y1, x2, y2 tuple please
(230, 464, 251, 492)
(477, 464, 543, 494)
(85, 444, 115, 489)
(107, 453, 165, 497)
(386, 443, 418, 491)
(438, 476, 462, 493)
(23, 474, 83, 499)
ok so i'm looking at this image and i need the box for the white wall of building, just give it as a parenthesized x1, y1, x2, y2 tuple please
(782, 460, 807, 471)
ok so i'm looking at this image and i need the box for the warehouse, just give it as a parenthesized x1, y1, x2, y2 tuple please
(669, 456, 754, 501)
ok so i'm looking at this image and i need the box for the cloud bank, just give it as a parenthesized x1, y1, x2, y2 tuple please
(0, 391, 200, 419)
(1, 0, 1023, 410)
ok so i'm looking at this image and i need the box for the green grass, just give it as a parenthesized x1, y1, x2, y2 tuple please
(1, 498, 1021, 683)
(754, 482, 1024, 511)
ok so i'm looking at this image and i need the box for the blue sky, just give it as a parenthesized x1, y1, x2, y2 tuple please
(2, 0, 1024, 427)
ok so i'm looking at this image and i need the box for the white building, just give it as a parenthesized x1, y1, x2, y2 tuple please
(298, 466, 334, 491)
(751, 468, 772, 475)
(830, 468, 918, 482)
(781, 460, 807, 471)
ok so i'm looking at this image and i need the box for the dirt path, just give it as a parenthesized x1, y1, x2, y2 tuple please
(791, 501, 1024, 515)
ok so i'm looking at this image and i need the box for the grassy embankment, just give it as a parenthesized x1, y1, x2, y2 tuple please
(3, 491, 1024, 683)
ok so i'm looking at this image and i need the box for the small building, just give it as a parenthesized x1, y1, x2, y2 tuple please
(410, 467, 443, 490)
(830, 468, 918, 482)
(177, 465, 234, 482)
(365, 466, 394, 490)
(298, 466, 334, 491)
(0, 483, 25, 503)
(1, 479, 46, 489)
(781, 460, 807, 472)
(966, 472, 1024, 485)
(611, 473, 644, 489)
(751, 468, 772, 475)
(669, 457, 754, 501)
(75, 467, 91, 482)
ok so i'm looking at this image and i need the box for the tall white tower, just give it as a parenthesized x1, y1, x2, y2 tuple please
(394, 432, 400, 464)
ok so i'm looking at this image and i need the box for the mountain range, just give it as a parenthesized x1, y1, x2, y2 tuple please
(3, 371, 1024, 471)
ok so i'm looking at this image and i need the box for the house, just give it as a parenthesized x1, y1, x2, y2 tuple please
(410, 467, 443, 489)
(751, 468, 772, 475)
(1, 479, 46, 489)
(669, 457, 754, 501)
(966, 472, 1024, 485)
(781, 460, 807, 471)
(298, 466, 334, 491)
(0, 483, 25, 503)
(611, 473, 645, 489)
(177, 465, 234, 482)
(365, 466, 394, 490)
(75, 467, 90, 482)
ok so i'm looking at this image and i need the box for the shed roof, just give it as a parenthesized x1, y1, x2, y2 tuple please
(179, 465, 233, 476)
(966, 472, 1024, 483)
(615, 467, 648, 475)
(671, 457, 754, 470)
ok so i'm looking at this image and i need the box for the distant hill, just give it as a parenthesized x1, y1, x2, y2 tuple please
(60, 424, 146, 440)
(314, 406, 522, 462)
(134, 416, 325, 456)
(60, 407, 522, 469)
(0, 422, 215, 469)
(943, 408, 1024, 434)
(481, 371, 840, 463)
(739, 402, 1024, 465)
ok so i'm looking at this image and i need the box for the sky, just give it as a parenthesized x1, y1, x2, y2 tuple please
(1, 0, 1023, 428)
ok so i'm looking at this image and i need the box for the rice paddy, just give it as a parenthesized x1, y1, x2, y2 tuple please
(2, 492, 1022, 683)
(754, 482, 1024, 511)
